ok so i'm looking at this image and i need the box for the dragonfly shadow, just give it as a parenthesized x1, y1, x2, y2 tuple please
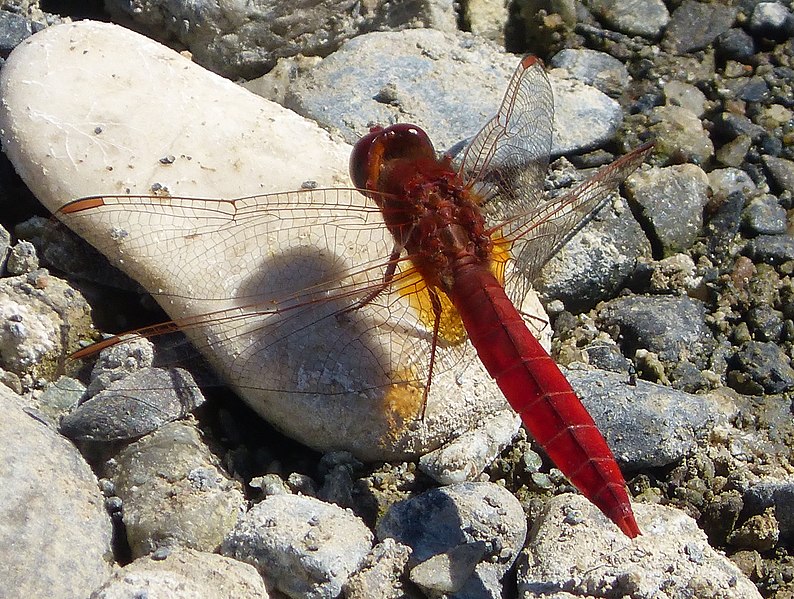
(202, 244, 424, 433)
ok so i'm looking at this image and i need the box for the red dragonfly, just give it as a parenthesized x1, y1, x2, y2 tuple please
(60, 55, 652, 537)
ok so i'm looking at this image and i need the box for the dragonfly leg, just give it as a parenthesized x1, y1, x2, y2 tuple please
(340, 244, 401, 314)
(420, 287, 444, 421)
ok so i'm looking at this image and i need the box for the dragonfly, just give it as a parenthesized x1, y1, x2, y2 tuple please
(58, 55, 652, 537)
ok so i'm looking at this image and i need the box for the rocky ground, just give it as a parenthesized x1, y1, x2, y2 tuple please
(0, 1, 792, 598)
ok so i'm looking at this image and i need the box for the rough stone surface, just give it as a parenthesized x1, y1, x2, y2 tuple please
(549, 48, 630, 97)
(112, 421, 245, 558)
(0, 270, 92, 383)
(647, 105, 715, 166)
(285, 29, 625, 153)
(662, 0, 737, 54)
(566, 368, 715, 470)
(376, 482, 526, 597)
(625, 163, 711, 255)
(585, 0, 670, 39)
(223, 493, 373, 599)
(92, 548, 270, 599)
(517, 495, 762, 598)
(60, 367, 205, 442)
(0, 384, 113, 597)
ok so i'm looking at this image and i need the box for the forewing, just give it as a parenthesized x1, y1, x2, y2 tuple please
(57, 192, 449, 397)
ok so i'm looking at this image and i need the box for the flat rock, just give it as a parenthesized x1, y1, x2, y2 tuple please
(585, 0, 670, 39)
(0, 21, 522, 461)
(285, 29, 625, 153)
(565, 368, 714, 470)
(92, 548, 269, 599)
(222, 493, 373, 599)
(0, 384, 113, 597)
(516, 494, 761, 598)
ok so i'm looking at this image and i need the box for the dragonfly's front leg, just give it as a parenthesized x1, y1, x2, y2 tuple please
(339, 244, 402, 315)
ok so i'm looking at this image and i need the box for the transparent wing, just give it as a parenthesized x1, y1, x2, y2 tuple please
(57, 191, 468, 399)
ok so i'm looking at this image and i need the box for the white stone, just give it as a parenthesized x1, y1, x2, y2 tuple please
(0, 21, 537, 460)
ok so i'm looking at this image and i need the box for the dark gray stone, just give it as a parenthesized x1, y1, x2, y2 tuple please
(549, 48, 630, 97)
(744, 234, 794, 266)
(662, 0, 737, 54)
(728, 341, 794, 395)
(750, 2, 794, 41)
(742, 195, 787, 236)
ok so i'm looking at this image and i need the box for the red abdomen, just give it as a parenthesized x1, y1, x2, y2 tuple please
(450, 264, 640, 537)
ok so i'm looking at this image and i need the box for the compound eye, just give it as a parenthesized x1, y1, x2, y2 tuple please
(349, 126, 384, 190)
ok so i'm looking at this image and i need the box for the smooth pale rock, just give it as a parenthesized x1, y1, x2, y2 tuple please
(0, 384, 113, 597)
(516, 495, 762, 598)
(0, 21, 528, 460)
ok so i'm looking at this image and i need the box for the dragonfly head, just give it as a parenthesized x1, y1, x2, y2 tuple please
(350, 124, 436, 199)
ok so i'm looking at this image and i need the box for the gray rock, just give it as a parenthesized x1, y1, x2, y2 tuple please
(647, 105, 714, 166)
(715, 27, 756, 61)
(625, 163, 710, 255)
(0, 271, 93, 383)
(536, 195, 652, 312)
(596, 295, 714, 369)
(516, 495, 762, 598)
(60, 367, 205, 442)
(708, 167, 757, 199)
(742, 195, 787, 236)
(86, 338, 156, 396)
(750, 2, 794, 41)
(37, 375, 85, 422)
(343, 538, 413, 599)
(418, 409, 521, 484)
(0, 385, 113, 597)
(0, 9, 32, 54)
(112, 421, 244, 558)
(762, 155, 794, 194)
(104, 0, 457, 79)
(6, 239, 39, 274)
(585, 0, 670, 39)
(549, 48, 630, 97)
(409, 541, 487, 594)
(91, 548, 270, 598)
(727, 341, 794, 395)
(285, 29, 624, 153)
(376, 482, 526, 598)
(744, 234, 794, 265)
(663, 80, 707, 117)
(223, 493, 373, 599)
(662, 0, 737, 54)
(743, 481, 794, 542)
(565, 368, 714, 469)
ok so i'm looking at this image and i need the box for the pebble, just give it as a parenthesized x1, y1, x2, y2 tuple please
(749, 2, 794, 41)
(715, 28, 756, 62)
(647, 105, 715, 165)
(104, 0, 456, 79)
(536, 195, 651, 312)
(517, 495, 762, 598)
(111, 421, 245, 558)
(762, 155, 794, 195)
(662, 0, 737, 54)
(743, 480, 794, 543)
(742, 195, 788, 236)
(285, 29, 625, 153)
(0, 384, 113, 597)
(585, 0, 670, 39)
(92, 548, 270, 598)
(625, 163, 711, 255)
(6, 239, 38, 274)
(343, 538, 412, 599)
(419, 409, 521, 484)
(597, 295, 713, 368)
(549, 48, 630, 97)
(663, 80, 707, 117)
(745, 234, 794, 266)
(60, 366, 205, 442)
(376, 482, 526, 598)
(222, 493, 373, 599)
(727, 341, 794, 395)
